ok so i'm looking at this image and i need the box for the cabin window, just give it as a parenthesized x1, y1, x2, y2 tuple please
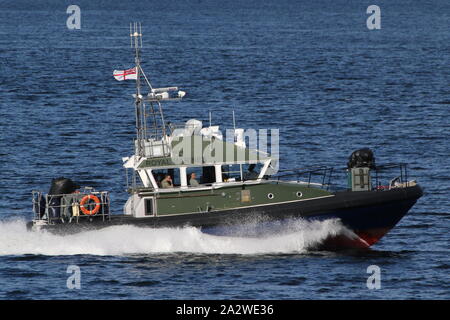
(183, 166, 212, 187)
(126, 169, 146, 189)
(152, 169, 181, 188)
(201, 166, 215, 184)
(222, 164, 242, 182)
(242, 163, 262, 181)
(220, 163, 263, 182)
(144, 198, 153, 215)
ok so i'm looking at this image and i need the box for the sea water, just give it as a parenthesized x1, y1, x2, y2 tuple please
(0, 0, 448, 299)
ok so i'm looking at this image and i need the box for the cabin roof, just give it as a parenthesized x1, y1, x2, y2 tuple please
(138, 136, 273, 169)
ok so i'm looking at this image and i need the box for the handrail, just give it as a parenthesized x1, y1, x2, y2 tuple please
(272, 166, 334, 190)
(32, 190, 111, 224)
(272, 163, 411, 191)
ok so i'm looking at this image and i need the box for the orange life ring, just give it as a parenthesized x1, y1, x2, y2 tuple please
(80, 195, 101, 215)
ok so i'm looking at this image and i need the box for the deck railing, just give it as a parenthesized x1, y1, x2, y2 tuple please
(272, 163, 412, 191)
(32, 190, 110, 224)
(273, 166, 334, 190)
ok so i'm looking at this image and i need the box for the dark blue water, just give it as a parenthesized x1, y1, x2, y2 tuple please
(0, 0, 449, 299)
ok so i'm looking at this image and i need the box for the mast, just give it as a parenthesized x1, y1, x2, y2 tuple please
(130, 22, 145, 156)
(129, 23, 186, 158)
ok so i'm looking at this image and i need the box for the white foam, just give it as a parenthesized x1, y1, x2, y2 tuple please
(0, 218, 355, 256)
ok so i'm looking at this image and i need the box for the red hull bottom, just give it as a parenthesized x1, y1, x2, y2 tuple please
(320, 227, 392, 250)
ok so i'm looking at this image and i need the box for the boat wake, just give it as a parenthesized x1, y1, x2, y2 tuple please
(0, 218, 358, 256)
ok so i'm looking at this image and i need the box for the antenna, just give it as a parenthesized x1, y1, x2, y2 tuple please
(130, 22, 142, 49)
(126, 23, 186, 158)
(232, 109, 244, 179)
(130, 22, 144, 155)
(130, 22, 142, 96)
(140, 22, 143, 48)
(232, 109, 236, 128)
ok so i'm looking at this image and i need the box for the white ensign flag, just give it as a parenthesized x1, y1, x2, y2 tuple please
(113, 67, 137, 81)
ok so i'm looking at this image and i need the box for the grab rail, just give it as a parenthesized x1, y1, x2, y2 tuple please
(272, 163, 412, 191)
(32, 190, 111, 225)
(272, 166, 334, 190)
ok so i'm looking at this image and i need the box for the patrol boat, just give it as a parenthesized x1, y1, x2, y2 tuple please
(28, 24, 423, 249)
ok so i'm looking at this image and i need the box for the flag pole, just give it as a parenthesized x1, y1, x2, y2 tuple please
(131, 22, 145, 155)
(128, 23, 169, 156)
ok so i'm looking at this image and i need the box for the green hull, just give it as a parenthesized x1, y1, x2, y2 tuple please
(136, 181, 332, 216)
